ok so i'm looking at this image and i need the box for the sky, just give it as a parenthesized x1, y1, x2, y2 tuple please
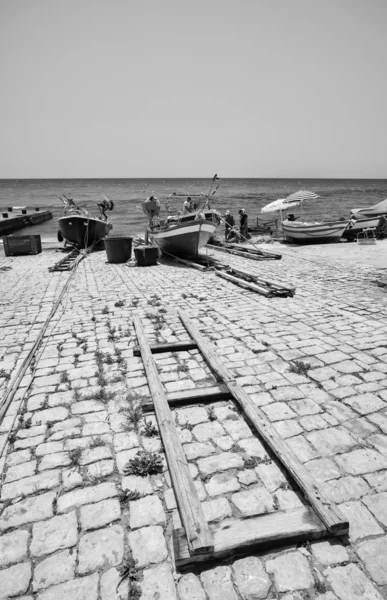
(0, 0, 386, 178)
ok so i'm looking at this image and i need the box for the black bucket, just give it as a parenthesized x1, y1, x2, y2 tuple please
(21, 209, 27, 215)
(105, 237, 133, 263)
(7, 207, 13, 212)
(2, 213, 8, 218)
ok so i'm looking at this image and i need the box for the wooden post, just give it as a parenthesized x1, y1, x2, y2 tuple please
(133, 317, 213, 555)
(178, 310, 348, 536)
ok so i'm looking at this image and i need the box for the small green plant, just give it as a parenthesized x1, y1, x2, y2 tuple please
(8, 431, 17, 445)
(132, 298, 139, 307)
(0, 369, 10, 380)
(207, 407, 217, 421)
(123, 450, 163, 477)
(116, 552, 142, 598)
(90, 436, 105, 448)
(119, 489, 140, 506)
(114, 300, 125, 308)
(105, 353, 114, 365)
(177, 363, 189, 373)
(60, 372, 69, 384)
(289, 360, 310, 376)
(102, 305, 110, 315)
(121, 395, 143, 431)
(142, 419, 158, 437)
(42, 394, 49, 409)
(69, 447, 82, 467)
(24, 417, 32, 429)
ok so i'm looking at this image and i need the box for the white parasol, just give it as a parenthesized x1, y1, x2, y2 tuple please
(261, 198, 300, 213)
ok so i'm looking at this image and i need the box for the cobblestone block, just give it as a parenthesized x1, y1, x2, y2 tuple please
(306, 427, 356, 457)
(5, 448, 32, 467)
(79, 498, 121, 530)
(116, 448, 139, 473)
(33, 548, 76, 591)
(71, 400, 105, 414)
(357, 535, 387, 585)
(205, 472, 240, 497)
(311, 539, 349, 565)
(78, 525, 124, 574)
(128, 525, 168, 567)
(324, 476, 370, 503)
(140, 562, 177, 600)
(48, 391, 73, 407)
(79, 445, 112, 465)
(339, 500, 383, 542)
(184, 441, 216, 460)
(255, 461, 287, 490)
(0, 491, 55, 532)
(198, 452, 244, 476)
(238, 437, 268, 458)
(286, 436, 318, 462)
(129, 494, 165, 529)
(57, 482, 117, 513)
(31, 407, 69, 424)
(38, 452, 71, 471)
(0, 529, 29, 568)
(200, 566, 238, 600)
(5, 459, 37, 482)
(51, 417, 81, 432)
(62, 469, 83, 491)
(1, 468, 60, 501)
(17, 424, 46, 439)
(0, 561, 32, 598)
(121, 474, 153, 497)
(113, 431, 139, 452)
(237, 469, 257, 485)
(178, 573, 206, 600)
(344, 393, 386, 415)
(266, 551, 314, 592)
(335, 449, 387, 475)
(82, 422, 110, 436)
(262, 402, 297, 421)
(14, 434, 46, 450)
(231, 487, 274, 516)
(309, 366, 337, 382)
(233, 556, 271, 598)
(364, 470, 387, 492)
(362, 492, 387, 526)
(273, 420, 303, 438)
(202, 497, 232, 522)
(192, 421, 226, 441)
(215, 435, 236, 450)
(305, 458, 341, 482)
(31, 511, 78, 557)
(326, 564, 383, 600)
(276, 489, 304, 510)
(36, 573, 99, 600)
(317, 350, 350, 364)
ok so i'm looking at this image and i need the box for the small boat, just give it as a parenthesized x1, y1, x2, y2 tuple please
(57, 195, 113, 249)
(350, 198, 387, 218)
(143, 175, 222, 258)
(282, 220, 348, 244)
(343, 215, 384, 241)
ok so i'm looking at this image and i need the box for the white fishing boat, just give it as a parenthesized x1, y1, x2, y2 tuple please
(282, 220, 348, 244)
(143, 175, 221, 258)
(343, 215, 385, 240)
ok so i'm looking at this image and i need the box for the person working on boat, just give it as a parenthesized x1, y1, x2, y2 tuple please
(238, 209, 249, 239)
(224, 210, 235, 241)
(183, 197, 193, 214)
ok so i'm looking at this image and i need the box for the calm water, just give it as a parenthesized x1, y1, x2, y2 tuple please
(1, 178, 386, 240)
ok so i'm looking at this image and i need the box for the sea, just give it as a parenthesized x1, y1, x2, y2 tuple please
(1, 178, 386, 240)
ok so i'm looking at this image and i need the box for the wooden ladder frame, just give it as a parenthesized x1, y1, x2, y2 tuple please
(133, 311, 349, 569)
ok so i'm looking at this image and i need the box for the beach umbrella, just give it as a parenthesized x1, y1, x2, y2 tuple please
(261, 199, 300, 213)
(285, 190, 319, 204)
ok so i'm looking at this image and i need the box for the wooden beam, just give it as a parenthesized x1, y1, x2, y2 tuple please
(133, 341, 198, 356)
(206, 245, 270, 261)
(178, 310, 349, 536)
(228, 267, 295, 295)
(215, 271, 272, 297)
(133, 317, 213, 555)
(162, 252, 208, 271)
(174, 506, 327, 568)
(142, 384, 232, 412)
(226, 243, 282, 259)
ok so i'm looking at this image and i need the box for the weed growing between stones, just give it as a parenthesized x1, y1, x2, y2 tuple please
(114, 300, 126, 308)
(123, 450, 163, 477)
(73, 388, 81, 402)
(142, 419, 158, 437)
(207, 407, 217, 421)
(132, 298, 139, 307)
(147, 294, 161, 307)
(89, 436, 105, 448)
(60, 371, 69, 384)
(116, 552, 142, 598)
(289, 360, 310, 376)
(8, 431, 17, 445)
(119, 489, 140, 506)
(0, 368, 10, 380)
(42, 394, 49, 409)
(121, 393, 143, 432)
(69, 447, 82, 467)
(102, 305, 110, 315)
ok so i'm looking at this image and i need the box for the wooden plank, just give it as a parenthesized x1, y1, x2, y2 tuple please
(142, 384, 231, 412)
(206, 245, 269, 261)
(178, 310, 349, 536)
(226, 242, 282, 259)
(174, 506, 327, 568)
(162, 251, 208, 271)
(133, 318, 213, 555)
(215, 271, 272, 297)
(133, 341, 198, 356)
(228, 266, 295, 294)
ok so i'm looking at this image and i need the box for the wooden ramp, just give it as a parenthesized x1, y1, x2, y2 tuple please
(132, 312, 348, 569)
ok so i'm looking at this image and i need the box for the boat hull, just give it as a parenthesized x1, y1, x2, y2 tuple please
(148, 219, 217, 257)
(343, 216, 383, 240)
(282, 221, 348, 244)
(58, 215, 112, 249)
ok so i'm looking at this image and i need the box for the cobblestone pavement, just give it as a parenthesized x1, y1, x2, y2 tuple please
(0, 245, 387, 599)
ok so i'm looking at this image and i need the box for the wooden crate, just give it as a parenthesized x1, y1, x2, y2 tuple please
(3, 234, 42, 256)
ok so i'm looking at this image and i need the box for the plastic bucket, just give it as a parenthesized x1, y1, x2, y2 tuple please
(105, 237, 133, 263)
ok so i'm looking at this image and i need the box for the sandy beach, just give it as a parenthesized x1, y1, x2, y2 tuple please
(0, 239, 387, 599)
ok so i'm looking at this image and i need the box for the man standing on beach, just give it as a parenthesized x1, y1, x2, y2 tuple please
(224, 210, 235, 241)
(239, 209, 249, 239)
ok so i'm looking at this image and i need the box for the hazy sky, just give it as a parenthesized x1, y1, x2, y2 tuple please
(0, 0, 386, 178)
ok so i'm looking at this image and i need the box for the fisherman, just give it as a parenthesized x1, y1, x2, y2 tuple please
(224, 210, 235, 241)
(183, 197, 193, 214)
(238, 208, 249, 239)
